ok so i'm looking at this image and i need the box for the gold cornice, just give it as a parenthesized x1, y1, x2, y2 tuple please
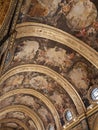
(16, 22, 98, 69)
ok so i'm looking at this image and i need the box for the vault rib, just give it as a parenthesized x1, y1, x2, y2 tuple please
(0, 118, 29, 130)
(0, 64, 86, 114)
(0, 105, 45, 130)
(16, 22, 98, 69)
(0, 88, 61, 130)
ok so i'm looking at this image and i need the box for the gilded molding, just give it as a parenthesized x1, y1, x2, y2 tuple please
(0, 88, 61, 130)
(10, 0, 23, 33)
(63, 105, 98, 130)
(0, 32, 17, 75)
(0, 64, 86, 114)
(0, 118, 29, 130)
(16, 22, 98, 69)
(0, 105, 44, 130)
(0, 1, 98, 130)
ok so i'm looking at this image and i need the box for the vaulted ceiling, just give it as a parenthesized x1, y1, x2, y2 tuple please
(0, 0, 98, 130)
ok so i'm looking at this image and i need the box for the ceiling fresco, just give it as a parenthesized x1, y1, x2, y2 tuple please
(0, 0, 98, 130)
(18, 0, 98, 51)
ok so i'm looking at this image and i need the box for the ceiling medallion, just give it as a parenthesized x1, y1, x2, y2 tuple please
(65, 0, 97, 30)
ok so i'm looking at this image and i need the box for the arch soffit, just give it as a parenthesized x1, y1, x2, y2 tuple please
(0, 105, 45, 130)
(16, 22, 98, 69)
(0, 64, 86, 114)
